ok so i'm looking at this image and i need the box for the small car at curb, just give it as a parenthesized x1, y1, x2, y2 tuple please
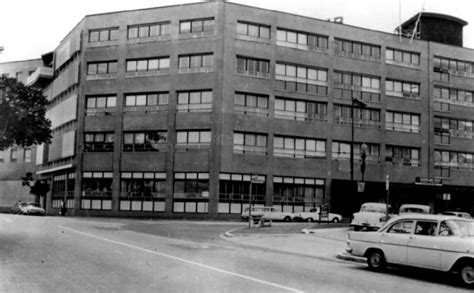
(350, 202, 392, 231)
(11, 201, 24, 214)
(439, 211, 472, 219)
(241, 206, 294, 222)
(399, 204, 431, 214)
(294, 207, 342, 223)
(346, 214, 474, 287)
(18, 202, 45, 216)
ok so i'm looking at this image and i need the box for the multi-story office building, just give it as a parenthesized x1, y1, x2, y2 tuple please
(1, 1, 474, 218)
(0, 59, 47, 210)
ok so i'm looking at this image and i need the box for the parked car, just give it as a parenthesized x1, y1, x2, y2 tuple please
(439, 211, 472, 219)
(11, 201, 23, 214)
(351, 202, 392, 231)
(18, 202, 45, 216)
(346, 214, 474, 287)
(399, 204, 431, 214)
(241, 206, 294, 222)
(294, 207, 342, 223)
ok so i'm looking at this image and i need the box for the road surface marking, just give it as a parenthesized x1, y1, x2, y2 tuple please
(60, 225, 303, 293)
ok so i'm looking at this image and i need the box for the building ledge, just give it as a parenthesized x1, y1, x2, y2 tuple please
(26, 66, 54, 87)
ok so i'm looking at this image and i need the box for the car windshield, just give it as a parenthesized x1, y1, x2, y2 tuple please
(360, 205, 386, 213)
(448, 220, 474, 237)
(28, 203, 41, 207)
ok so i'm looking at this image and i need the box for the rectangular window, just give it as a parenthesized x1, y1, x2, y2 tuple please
(85, 95, 117, 115)
(87, 61, 118, 75)
(233, 132, 267, 155)
(276, 28, 328, 52)
(176, 130, 211, 150)
(178, 53, 213, 72)
(218, 173, 266, 212)
(124, 92, 169, 108)
(333, 104, 380, 127)
(334, 38, 381, 61)
(333, 70, 380, 103)
(332, 141, 380, 161)
(237, 21, 270, 39)
(386, 48, 420, 67)
(81, 172, 113, 211)
(434, 55, 474, 76)
(10, 148, 18, 162)
(236, 56, 270, 78)
(127, 22, 171, 39)
(177, 90, 213, 112)
(273, 176, 325, 208)
(120, 172, 166, 200)
(385, 111, 420, 133)
(126, 57, 170, 72)
(179, 18, 214, 34)
(24, 148, 31, 163)
(234, 92, 269, 116)
(274, 97, 327, 122)
(123, 131, 167, 152)
(386, 145, 420, 166)
(274, 135, 325, 159)
(84, 132, 114, 152)
(89, 27, 119, 43)
(385, 79, 420, 99)
(276, 62, 328, 95)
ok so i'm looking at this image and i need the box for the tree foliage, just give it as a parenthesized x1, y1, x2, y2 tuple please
(0, 76, 51, 150)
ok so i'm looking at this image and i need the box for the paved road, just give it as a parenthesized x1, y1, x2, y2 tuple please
(1, 214, 471, 292)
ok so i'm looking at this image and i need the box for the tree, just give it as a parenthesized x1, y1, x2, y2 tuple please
(0, 76, 51, 150)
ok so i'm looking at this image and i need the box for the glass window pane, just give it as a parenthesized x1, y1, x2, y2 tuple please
(177, 132, 187, 143)
(200, 131, 211, 143)
(190, 92, 201, 104)
(148, 59, 159, 71)
(178, 93, 188, 104)
(188, 131, 199, 143)
(108, 62, 117, 73)
(237, 22, 247, 35)
(137, 60, 147, 71)
(107, 96, 116, 107)
(128, 27, 138, 39)
(235, 93, 245, 106)
(180, 21, 191, 33)
(99, 30, 109, 41)
(139, 26, 149, 37)
(96, 97, 106, 108)
(97, 63, 107, 74)
(179, 56, 189, 69)
(136, 95, 147, 106)
(125, 96, 136, 106)
(126, 61, 137, 72)
(234, 133, 244, 145)
(148, 94, 157, 106)
(201, 91, 212, 104)
(135, 133, 145, 144)
(159, 58, 170, 69)
(287, 31, 297, 43)
(149, 25, 160, 36)
(87, 98, 96, 108)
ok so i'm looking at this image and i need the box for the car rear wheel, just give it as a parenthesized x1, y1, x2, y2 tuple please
(459, 263, 474, 287)
(331, 218, 339, 223)
(306, 218, 313, 222)
(367, 250, 385, 271)
(283, 216, 292, 222)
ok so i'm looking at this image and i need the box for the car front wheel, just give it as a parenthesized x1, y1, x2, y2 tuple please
(459, 263, 474, 287)
(331, 218, 340, 223)
(306, 218, 313, 222)
(367, 250, 385, 271)
(283, 216, 292, 222)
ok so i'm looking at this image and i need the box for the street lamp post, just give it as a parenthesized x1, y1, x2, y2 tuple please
(350, 98, 367, 183)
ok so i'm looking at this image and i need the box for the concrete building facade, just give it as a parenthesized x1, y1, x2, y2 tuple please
(2, 1, 474, 218)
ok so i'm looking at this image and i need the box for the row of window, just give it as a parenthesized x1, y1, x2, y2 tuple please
(86, 57, 430, 103)
(0, 148, 31, 163)
(84, 130, 420, 164)
(89, 18, 214, 43)
(88, 18, 474, 77)
(85, 90, 421, 133)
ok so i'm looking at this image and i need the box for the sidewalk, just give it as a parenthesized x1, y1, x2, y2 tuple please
(220, 224, 366, 264)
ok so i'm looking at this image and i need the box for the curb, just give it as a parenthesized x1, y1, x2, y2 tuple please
(336, 252, 367, 263)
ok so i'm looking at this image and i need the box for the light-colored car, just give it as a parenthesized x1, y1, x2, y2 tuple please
(11, 201, 23, 214)
(439, 211, 472, 219)
(351, 202, 392, 231)
(399, 204, 431, 214)
(294, 207, 342, 223)
(241, 206, 266, 220)
(346, 214, 474, 287)
(241, 206, 294, 222)
(19, 202, 45, 216)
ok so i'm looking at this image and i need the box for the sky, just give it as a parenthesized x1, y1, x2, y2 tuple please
(1, 0, 473, 63)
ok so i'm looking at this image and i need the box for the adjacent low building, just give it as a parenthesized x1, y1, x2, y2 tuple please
(1, 1, 474, 218)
